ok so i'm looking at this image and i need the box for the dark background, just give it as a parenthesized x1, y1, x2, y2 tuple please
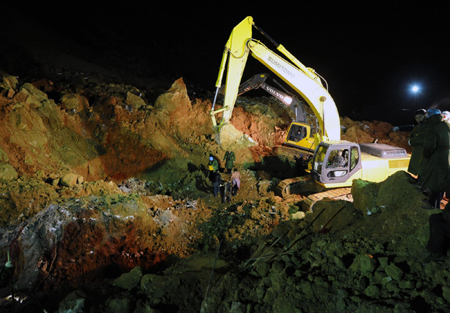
(2, 2, 450, 126)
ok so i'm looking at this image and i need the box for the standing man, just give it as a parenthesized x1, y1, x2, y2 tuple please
(222, 181, 232, 203)
(212, 170, 222, 198)
(208, 155, 219, 182)
(424, 200, 450, 262)
(421, 109, 450, 209)
(231, 168, 241, 196)
(224, 151, 236, 174)
(408, 109, 428, 183)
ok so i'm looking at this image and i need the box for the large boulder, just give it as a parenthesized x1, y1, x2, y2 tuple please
(0, 163, 18, 180)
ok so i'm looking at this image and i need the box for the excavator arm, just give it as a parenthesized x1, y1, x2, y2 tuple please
(210, 16, 340, 149)
(236, 73, 307, 123)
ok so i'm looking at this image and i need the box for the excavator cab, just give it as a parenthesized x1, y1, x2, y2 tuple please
(284, 122, 316, 153)
(311, 142, 362, 186)
(311, 141, 410, 189)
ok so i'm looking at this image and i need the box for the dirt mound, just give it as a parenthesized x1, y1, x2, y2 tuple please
(0, 74, 423, 313)
(341, 116, 411, 152)
(18, 171, 445, 313)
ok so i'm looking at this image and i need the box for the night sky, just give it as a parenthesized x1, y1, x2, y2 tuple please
(4, 2, 450, 125)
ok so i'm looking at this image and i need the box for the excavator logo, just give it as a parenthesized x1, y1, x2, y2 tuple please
(264, 85, 293, 105)
(267, 56, 295, 78)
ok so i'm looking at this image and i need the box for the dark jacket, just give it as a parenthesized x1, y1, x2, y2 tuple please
(224, 151, 235, 169)
(421, 115, 450, 192)
(408, 121, 427, 175)
(212, 171, 221, 185)
(208, 158, 219, 172)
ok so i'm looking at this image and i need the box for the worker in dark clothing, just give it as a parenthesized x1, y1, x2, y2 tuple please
(208, 155, 219, 182)
(212, 171, 221, 197)
(222, 181, 232, 203)
(425, 201, 450, 262)
(332, 150, 346, 167)
(421, 109, 450, 209)
(408, 109, 428, 182)
(224, 151, 236, 174)
(0, 252, 13, 288)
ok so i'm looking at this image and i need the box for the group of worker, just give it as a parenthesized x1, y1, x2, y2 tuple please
(207, 150, 241, 203)
(408, 108, 450, 262)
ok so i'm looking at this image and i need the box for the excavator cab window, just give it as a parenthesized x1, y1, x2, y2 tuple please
(287, 124, 308, 142)
(325, 148, 349, 178)
(314, 144, 362, 184)
(350, 146, 359, 170)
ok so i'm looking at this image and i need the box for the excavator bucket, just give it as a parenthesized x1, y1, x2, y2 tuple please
(215, 124, 257, 151)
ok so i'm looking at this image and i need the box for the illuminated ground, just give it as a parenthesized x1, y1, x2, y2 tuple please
(2, 74, 450, 312)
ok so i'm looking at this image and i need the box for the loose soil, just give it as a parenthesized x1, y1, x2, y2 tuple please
(0, 74, 446, 313)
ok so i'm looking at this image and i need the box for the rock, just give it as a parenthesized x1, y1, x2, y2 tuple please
(140, 274, 166, 306)
(0, 147, 9, 163)
(0, 164, 18, 180)
(60, 94, 87, 113)
(216, 123, 257, 151)
(399, 280, 414, 289)
(60, 173, 80, 187)
(134, 300, 158, 313)
(442, 286, 450, 302)
(126, 92, 146, 110)
(351, 179, 380, 216)
(291, 211, 305, 219)
(15, 83, 49, 108)
(385, 263, 404, 281)
(378, 257, 388, 269)
(364, 285, 381, 298)
(359, 255, 377, 273)
(57, 290, 86, 313)
(1, 75, 18, 90)
(108, 298, 130, 313)
(255, 262, 270, 277)
(113, 266, 143, 290)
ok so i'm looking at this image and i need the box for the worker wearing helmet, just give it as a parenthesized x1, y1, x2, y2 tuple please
(408, 109, 427, 179)
(208, 155, 219, 181)
(421, 109, 450, 209)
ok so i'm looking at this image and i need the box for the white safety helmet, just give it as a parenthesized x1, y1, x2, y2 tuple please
(442, 111, 450, 122)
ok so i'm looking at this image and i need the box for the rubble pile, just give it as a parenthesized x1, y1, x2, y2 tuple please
(26, 171, 446, 313)
(0, 73, 437, 313)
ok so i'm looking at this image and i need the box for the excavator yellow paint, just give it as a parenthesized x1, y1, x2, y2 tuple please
(213, 17, 412, 209)
(210, 16, 340, 151)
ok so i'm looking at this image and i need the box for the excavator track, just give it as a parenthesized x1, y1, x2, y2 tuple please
(301, 188, 352, 212)
(277, 176, 315, 198)
(277, 177, 352, 212)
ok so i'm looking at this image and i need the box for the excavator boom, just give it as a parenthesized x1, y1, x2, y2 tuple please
(210, 16, 340, 150)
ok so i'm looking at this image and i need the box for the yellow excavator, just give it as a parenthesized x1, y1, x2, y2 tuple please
(211, 16, 410, 210)
(223, 73, 320, 156)
(210, 16, 340, 153)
